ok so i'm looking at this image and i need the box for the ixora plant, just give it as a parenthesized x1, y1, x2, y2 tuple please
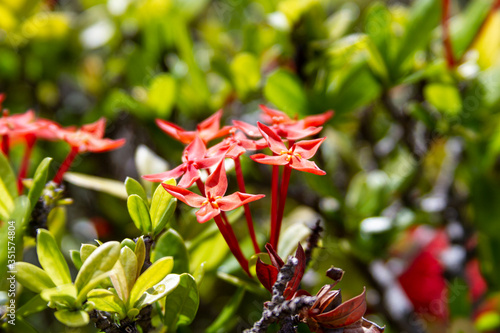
(1, 96, 382, 332)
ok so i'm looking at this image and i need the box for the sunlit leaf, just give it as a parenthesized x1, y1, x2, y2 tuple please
(54, 309, 89, 327)
(36, 229, 71, 286)
(27, 157, 52, 214)
(15, 262, 55, 293)
(127, 194, 152, 233)
(129, 257, 174, 308)
(163, 273, 199, 330)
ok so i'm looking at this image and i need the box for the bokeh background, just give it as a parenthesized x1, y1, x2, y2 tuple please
(1, 0, 500, 332)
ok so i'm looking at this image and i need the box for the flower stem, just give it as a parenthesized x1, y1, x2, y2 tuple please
(270, 164, 280, 250)
(214, 214, 251, 277)
(275, 165, 292, 250)
(17, 134, 37, 193)
(442, 0, 455, 68)
(196, 178, 205, 194)
(234, 156, 260, 253)
(53, 146, 79, 184)
(1, 134, 9, 157)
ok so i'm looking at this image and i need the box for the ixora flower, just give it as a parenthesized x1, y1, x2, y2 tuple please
(156, 109, 232, 144)
(162, 160, 264, 276)
(251, 122, 326, 175)
(143, 136, 223, 188)
(53, 118, 125, 184)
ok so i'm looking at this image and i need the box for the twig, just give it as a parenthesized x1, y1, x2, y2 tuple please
(304, 220, 323, 267)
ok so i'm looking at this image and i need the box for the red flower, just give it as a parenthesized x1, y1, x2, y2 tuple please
(251, 122, 326, 175)
(207, 128, 267, 159)
(0, 110, 38, 138)
(156, 109, 232, 144)
(162, 160, 264, 223)
(59, 118, 125, 153)
(259, 105, 333, 140)
(143, 136, 223, 188)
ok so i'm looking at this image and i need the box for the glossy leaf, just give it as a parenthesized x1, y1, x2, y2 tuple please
(135, 236, 146, 279)
(283, 244, 306, 299)
(264, 69, 308, 116)
(129, 256, 174, 308)
(0, 151, 17, 220)
(74, 241, 121, 294)
(54, 309, 89, 327)
(27, 157, 52, 213)
(152, 229, 189, 274)
(111, 246, 138, 301)
(70, 250, 83, 270)
(80, 244, 97, 264)
(163, 273, 199, 330)
(87, 289, 126, 318)
(127, 194, 152, 233)
(125, 177, 148, 203)
(136, 273, 181, 308)
(40, 284, 77, 305)
(36, 229, 71, 286)
(150, 179, 177, 236)
(256, 259, 278, 293)
(15, 262, 55, 293)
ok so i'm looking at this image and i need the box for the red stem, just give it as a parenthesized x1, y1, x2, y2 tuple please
(275, 165, 292, 250)
(53, 146, 79, 184)
(442, 0, 455, 68)
(17, 134, 37, 193)
(234, 156, 260, 254)
(214, 214, 251, 277)
(1, 134, 9, 157)
(196, 178, 205, 194)
(270, 164, 280, 249)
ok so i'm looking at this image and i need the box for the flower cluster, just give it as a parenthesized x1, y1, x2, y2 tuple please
(144, 106, 332, 276)
(0, 94, 125, 192)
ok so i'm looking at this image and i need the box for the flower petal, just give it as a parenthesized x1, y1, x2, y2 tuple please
(162, 183, 206, 207)
(290, 157, 326, 175)
(205, 160, 228, 198)
(293, 137, 325, 159)
(279, 125, 322, 141)
(217, 192, 265, 211)
(142, 164, 187, 182)
(178, 164, 200, 188)
(84, 137, 126, 153)
(257, 122, 287, 154)
(156, 119, 194, 144)
(259, 105, 293, 124)
(250, 154, 289, 166)
(303, 110, 334, 127)
(81, 118, 106, 138)
(232, 120, 261, 138)
(185, 136, 207, 161)
(196, 204, 220, 223)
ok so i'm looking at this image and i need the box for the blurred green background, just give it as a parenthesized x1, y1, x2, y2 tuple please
(2, 0, 500, 332)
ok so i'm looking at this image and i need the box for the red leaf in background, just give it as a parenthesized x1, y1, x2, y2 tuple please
(283, 243, 306, 299)
(316, 287, 367, 328)
(466, 259, 487, 302)
(256, 258, 279, 292)
(398, 250, 448, 320)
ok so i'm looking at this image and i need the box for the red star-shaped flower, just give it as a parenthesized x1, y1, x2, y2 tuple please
(156, 109, 232, 144)
(207, 128, 267, 159)
(59, 118, 125, 153)
(143, 136, 223, 188)
(162, 160, 265, 223)
(251, 122, 326, 175)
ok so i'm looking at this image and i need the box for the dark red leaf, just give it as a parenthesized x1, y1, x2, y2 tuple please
(283, 243, 306, 299)
(316, 287, 367, 328)
(256, 258, 279, 293)
(343, 318, 385, 333)
(265, 243, 284, 269)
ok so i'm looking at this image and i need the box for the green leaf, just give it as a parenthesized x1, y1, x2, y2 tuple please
(424, 83, 463, 115)
(80, 244, 98, 264)
(87, 289, 126, 318)
(206, 287, 245, 333)
(230, 52, 261, 100)
(27, 157, 52, 214)
(135, 237, 146, 278)
(15, 262, 56, 293)
(70, 250, 83, 270)
(150, 180, 177, 236)
(147, 73, 177, 118)
(63, 172, 127, 199)
(264, 69, 308, 116)
(111, 246, 138, 301)
(125, 177, 148, 203)
(163, 273, 199, 330)
(153, 229, 189, 274)
(129, 256, 174, 308)
(128, 194, 152, 233)
(16, 295, 48, 317)
(36, 229, 71, 286)
(54, 309, 89, 327)
(75, 241, 121, 294)
(0, 152, 17, 220)
(394, 0, 441, 72)
(40, 284, 77, 305)
(136, 274, 180, 308)
(121, 238, 137, 251)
